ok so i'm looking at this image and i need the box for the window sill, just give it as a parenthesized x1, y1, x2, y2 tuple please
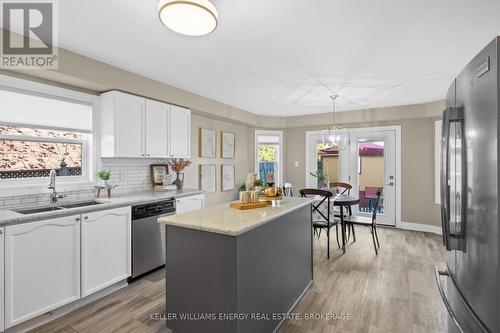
(0, 180, 96, 197)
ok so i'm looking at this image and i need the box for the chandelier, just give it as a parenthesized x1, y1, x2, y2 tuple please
(322, 95, 348, 150)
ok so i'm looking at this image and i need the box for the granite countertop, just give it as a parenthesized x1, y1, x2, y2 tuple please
(158, 196, 313, 236)
(0, 189, 203, 226)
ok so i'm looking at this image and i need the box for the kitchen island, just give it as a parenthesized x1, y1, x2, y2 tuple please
(158, 197, 314, 333)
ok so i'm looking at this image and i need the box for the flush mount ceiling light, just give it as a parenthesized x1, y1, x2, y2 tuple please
(158, 0, 218, 36)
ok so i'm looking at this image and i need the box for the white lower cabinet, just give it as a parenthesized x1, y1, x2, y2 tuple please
(0, 227, 4, 332)
(176, 194, 205, 214)
(5, 216, 81, 328)
(81, 206, 131, 297)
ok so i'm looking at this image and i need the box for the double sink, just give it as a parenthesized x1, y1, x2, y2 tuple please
(15, 200, 103, 215)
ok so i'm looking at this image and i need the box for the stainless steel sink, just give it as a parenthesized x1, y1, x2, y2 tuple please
(15, 206, 64, 214)
(59, 200, 103, 209)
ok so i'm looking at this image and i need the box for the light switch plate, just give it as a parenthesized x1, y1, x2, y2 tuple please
(294, 161, 299, 167)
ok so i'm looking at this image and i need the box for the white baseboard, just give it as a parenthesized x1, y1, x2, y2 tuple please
(5, 280, 128, 333)
(398, 221, 442, 235)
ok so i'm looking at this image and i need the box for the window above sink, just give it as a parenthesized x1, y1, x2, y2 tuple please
(0, 74, 100, 196)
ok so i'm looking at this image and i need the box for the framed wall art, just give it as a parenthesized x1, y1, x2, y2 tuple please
(221, 164, 235, 192)
(199, 128, 216, 158)
(199, 164, 216, 192)
(221, 131, 235, 159)
(150, 164, 169, 186)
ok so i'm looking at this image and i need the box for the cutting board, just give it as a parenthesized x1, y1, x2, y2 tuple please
(230, 201, 270, 210)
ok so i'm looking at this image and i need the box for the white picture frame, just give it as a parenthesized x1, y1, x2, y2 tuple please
(200, 164, 216, 192)
(199, 128, 216, 158)
(221, 164, 235, 192)
(221, 131, 235, 159)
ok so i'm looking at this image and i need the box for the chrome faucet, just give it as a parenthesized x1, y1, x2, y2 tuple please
(48, 169, 66, 204)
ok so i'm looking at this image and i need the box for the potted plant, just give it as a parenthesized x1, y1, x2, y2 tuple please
(254, 179, 264, 193)
(168, 159, 192, 189)
(97, 169, 111, 187)
(310, 170, 328, 189)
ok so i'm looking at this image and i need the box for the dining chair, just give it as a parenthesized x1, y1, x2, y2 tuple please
(299, 188, 340, 258)
(345, 188, 383, 255)
(330, 182, 352, 195)
(329, 182, 354, 239)
(282, 183, 293, 197)
(364, 186, 380, 212)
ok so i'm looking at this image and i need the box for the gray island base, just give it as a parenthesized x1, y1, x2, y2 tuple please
(158, 197, 314, 333)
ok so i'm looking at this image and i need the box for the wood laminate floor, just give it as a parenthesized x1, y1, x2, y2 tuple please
(29, 227, 447, 333)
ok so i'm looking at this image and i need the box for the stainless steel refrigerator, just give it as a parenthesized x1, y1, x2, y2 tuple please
(438, 37, 499, 333)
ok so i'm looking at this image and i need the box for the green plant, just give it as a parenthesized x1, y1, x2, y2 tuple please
(254, 179, 264, 187)
(238, 183, 247, 192)
(258, 144, 277, 162)
(310, 170, 327, 182)
(97, 169, 111, 180)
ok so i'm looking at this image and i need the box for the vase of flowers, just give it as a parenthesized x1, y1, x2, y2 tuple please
(168, 159, 192, 190)
(97, 169, 111, 187)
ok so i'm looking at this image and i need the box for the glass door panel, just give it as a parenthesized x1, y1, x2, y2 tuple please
(357, 140, 385, 215)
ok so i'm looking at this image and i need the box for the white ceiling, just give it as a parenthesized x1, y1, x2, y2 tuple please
(57, 0, 500, 116)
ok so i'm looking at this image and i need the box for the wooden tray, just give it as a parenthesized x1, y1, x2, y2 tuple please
(230, 201, 270, 210)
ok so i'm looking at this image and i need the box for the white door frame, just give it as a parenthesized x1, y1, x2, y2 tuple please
(305, 126, 401, 228)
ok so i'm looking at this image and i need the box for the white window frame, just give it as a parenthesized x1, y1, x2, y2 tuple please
(254, 130, 284, 186)
(0, 74, 100, 196)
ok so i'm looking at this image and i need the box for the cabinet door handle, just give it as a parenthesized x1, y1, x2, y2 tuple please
(84, 216, 89, 221)
(0, 230, 3, 234)
(75, 217, 81, 222)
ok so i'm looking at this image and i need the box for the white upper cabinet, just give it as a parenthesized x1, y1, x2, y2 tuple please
(80, 206, 131, 297)
(101, 91, 145, 158)
(4, 216, 81, 328)
(100, 91, 190, 158)
(169, 104, 191, 158)
(145, 99, 169, 158)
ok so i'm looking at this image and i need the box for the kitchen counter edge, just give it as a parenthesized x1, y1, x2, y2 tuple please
(0, 189, 204, 226)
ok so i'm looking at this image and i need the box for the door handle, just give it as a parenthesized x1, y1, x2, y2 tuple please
(441, 106, 466, 251)
(386, 182, 394, 186)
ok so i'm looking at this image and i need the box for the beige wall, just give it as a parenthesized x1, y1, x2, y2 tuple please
(183, 114, 251, 207)
(284, 110, 443, 227)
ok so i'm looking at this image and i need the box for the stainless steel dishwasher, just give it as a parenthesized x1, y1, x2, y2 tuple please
(131, 198, 175, 279)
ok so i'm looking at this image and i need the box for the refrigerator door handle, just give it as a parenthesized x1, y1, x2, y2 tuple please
(440, 109, 451, 249)
(435, 267, 490, 333)
(441, 106, 466, 251)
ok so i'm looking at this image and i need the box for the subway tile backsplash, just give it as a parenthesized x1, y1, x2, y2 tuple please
(101, 158, 169, 195)
(0, 158, 170, 210)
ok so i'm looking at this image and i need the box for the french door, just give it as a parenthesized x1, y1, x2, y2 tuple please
(348, 129, 396, 226)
